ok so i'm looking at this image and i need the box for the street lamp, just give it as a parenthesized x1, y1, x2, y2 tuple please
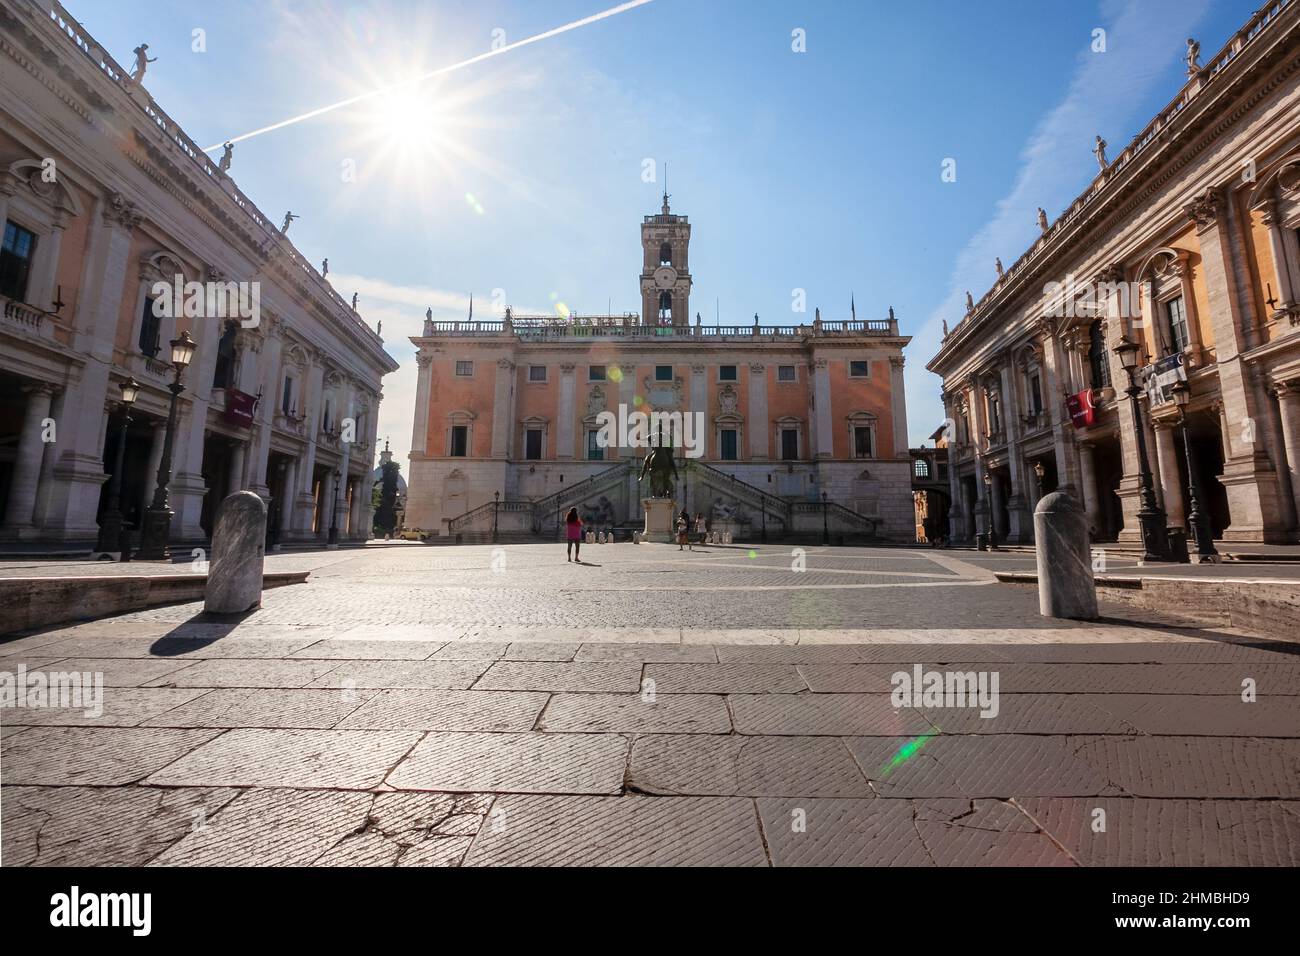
(96, 376, 141, 557)
(982, 469, 999, 550)
(493, 490, 500, 543)
(821, 490, 829, 545)
(1032, 459, 1046, 500)
(1171, 380, 1218, 562)
(1113, 335, 1169, 562)
(327, 469, 342, 546)
(137, 331, 196, 560)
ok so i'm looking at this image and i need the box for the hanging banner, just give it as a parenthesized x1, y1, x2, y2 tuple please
(1143, 353, 1187, 407)
(1065, 388, 1096, 429)
(224, 388, 257, 428)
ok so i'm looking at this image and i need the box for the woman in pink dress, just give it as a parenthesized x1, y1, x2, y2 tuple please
(565, 507, 583, 562)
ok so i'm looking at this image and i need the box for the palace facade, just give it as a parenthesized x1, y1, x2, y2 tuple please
(0, 0, 397, 549)
(928, 0, 1300, 547)
(404, 196, 915, 541)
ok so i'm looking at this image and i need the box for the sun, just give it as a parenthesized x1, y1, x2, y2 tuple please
(369, 81, 445, 158)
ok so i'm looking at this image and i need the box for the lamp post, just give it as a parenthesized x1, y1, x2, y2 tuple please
(95, 377, 140, 557)
(1171, 380, 1219, 562)
(327, 469, 341, 546)
(492, 490, 500, 543)
(137, 331, 196, 560)
(1113, 335, 1169, 562)
(982, 470, 999, 550)
(821, 490, 829, 545)
(1032, 460, 1046, 501)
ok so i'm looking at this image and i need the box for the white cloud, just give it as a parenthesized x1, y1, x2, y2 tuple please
(906, 0, 1212, 445)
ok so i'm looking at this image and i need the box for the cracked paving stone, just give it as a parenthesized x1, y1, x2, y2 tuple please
(463, 794, 768, 866)
(644, 663, 807, 694)
(575, 643, 716, 663)
(730, 693, 932, 736)
(0, 688, 208, 727)
(37, 657, 198, 687)
(306, 659, 490, 689)
(1, 726, 221, 785)
(1, 785, 240, 866)
(1068, 735, 1300, 797)
(1090, 694, 1300, 737)
(150, 788, 375, 866)
(290, 640, 445, 660)
(386, 731, 628, 794)
(144, 658, 343, 688)
(847, 735, 1113, 799)
(139, 688, 379, 729)
(145, 728, 424, 789)
(315, 792, 491, 866)
(503, 643, 579, 661)
(921, 694, 1139, 735)
(628, 734, 870, 796)
(335, 689, 548, 732)
(473, 661, 642, 692)
(538, 692, 731, 734)
(1016, 797, 1300, 866)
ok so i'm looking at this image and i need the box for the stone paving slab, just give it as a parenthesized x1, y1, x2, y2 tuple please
(143, 658, 342, 688)
(146, 728, 423, 789)
(2, 687, 208, 727)
(503, 643, 579, 661)
(138, 688, 378, 729)
(1015, 797, 1300, 866)
(429, 642, 509, 660)
(386, 732, 628, 794)
(316, 792, 492, 867)
(1068, 736, 1300, 797)
(644, 663, 807, 694)
(628, 735, 871, 796)
(575, 643, 717, 663)
(335, 689, 548, 732)
(34, 636, 321, 660)
(538, 692, 732, 734)
(2, 726, 221, 785)
(290, 640, 447, 660)
(920, 694, 1141, 735)
(473, 661, 643, 692)
(756, 797, 1072, 866)
(463, 794, 768, 866)
(1092, 694, 1300, 737)
(729, 693, 933, 736)
(1, 785, 241, 866)
(305, 660, 491, 689)
(42, 657, 197, 687)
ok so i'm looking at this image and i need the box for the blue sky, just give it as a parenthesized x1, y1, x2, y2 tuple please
(70, 0, 1257, 464)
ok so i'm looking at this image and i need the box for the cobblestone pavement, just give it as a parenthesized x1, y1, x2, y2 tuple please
(2, 543, 1299, 866)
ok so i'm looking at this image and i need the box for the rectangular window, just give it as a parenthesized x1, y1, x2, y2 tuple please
(524, 429, 542, 460)
(1029, 374, 1043, 416)
(849, 360, 870, 378)
(720, 429, 738, 461)
(0, 221, 37, 302)
(455, 360, 473, 377)
(528, 365, 547, 383)
(281, 376, 294, 415)
(139, 297, 161, 357)
(655, 365, 673, 381)
(781, 428, 799, 460)
(777, 365, 796, 382)
(719, 365, 737, 381)
(854, 426, 874, 459)
(1165, 296, 1189, 354)
(589, 365, 606, 381)
(450, 425, 468, 457)
(586, 429, 603, 461)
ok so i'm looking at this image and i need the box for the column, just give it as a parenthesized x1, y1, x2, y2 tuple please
(812, 358, 833, 459)
(1274, 381, 1300, 525)
(618, 363, 637, 460)
(1077, 441, 1101, 537)
(491, 358, 514, 458)
(998, 359, 1029, 541)
(1153, 422, 1185, 529)
(335, 380, 355, 532)
(248, 321, 283, 500)
(556, 363, 576, 459)
(411, 352, 433, 457)
(228, 442, 247, 494)
(1, 384, 56, 533)
(1259, 197, 1297, 315)
(748, 364, 768, 459)
(991, 471, 1008, 538)
(140, 422, 165, 517)
(295, 356, 326, 534)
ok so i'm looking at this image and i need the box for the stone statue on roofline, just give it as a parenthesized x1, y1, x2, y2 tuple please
(966, 291, 974, 313)
(1037, 207, 1049, 233)
(1186, 38, 1201, 76)
(1094, 135, 1108, 170)
(129, 44, 156, 84)
(995, 257, 1004, 277)
(281, 210, 298, 233)
(218, 141, 233, 172)
(351, 293, 358, 310)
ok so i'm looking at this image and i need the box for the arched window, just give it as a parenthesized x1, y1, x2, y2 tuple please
(659, 242, 672, 266)
(914, 458, 930, 479)
(658, 291, 673, 322)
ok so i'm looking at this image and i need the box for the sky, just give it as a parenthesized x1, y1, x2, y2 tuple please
(69, 0, 1259, 466)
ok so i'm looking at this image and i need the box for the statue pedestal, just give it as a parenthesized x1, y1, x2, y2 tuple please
(641, 497, 676, 543)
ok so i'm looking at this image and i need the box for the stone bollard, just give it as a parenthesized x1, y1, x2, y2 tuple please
(1033, 491, 1098, 620)
(204, 491, 267, 615)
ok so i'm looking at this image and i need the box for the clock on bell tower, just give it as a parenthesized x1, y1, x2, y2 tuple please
(640, 188, 692, 327)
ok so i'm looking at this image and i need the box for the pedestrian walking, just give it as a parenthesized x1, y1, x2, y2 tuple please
(565, 507, 583, 562)
(676, 513, 690, 550)
(694, 512, 706, 545)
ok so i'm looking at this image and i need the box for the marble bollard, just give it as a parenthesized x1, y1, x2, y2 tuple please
(1033, 491, 1098, 620)
(204, 491, 267, 615)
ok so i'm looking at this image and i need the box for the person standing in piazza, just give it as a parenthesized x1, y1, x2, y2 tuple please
(565, 507, 583, 562)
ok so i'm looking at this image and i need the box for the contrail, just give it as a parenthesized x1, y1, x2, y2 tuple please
(204, 0, 654, 151)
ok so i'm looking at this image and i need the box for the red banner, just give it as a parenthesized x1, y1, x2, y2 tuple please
(224, 389, 257, 428)
(1065, 389, 1096, 429)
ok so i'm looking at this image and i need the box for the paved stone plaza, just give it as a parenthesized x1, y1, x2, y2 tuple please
(3, 542, 1299, 866)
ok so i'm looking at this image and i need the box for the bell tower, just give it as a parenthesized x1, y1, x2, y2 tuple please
(640, 185, 692, 327)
